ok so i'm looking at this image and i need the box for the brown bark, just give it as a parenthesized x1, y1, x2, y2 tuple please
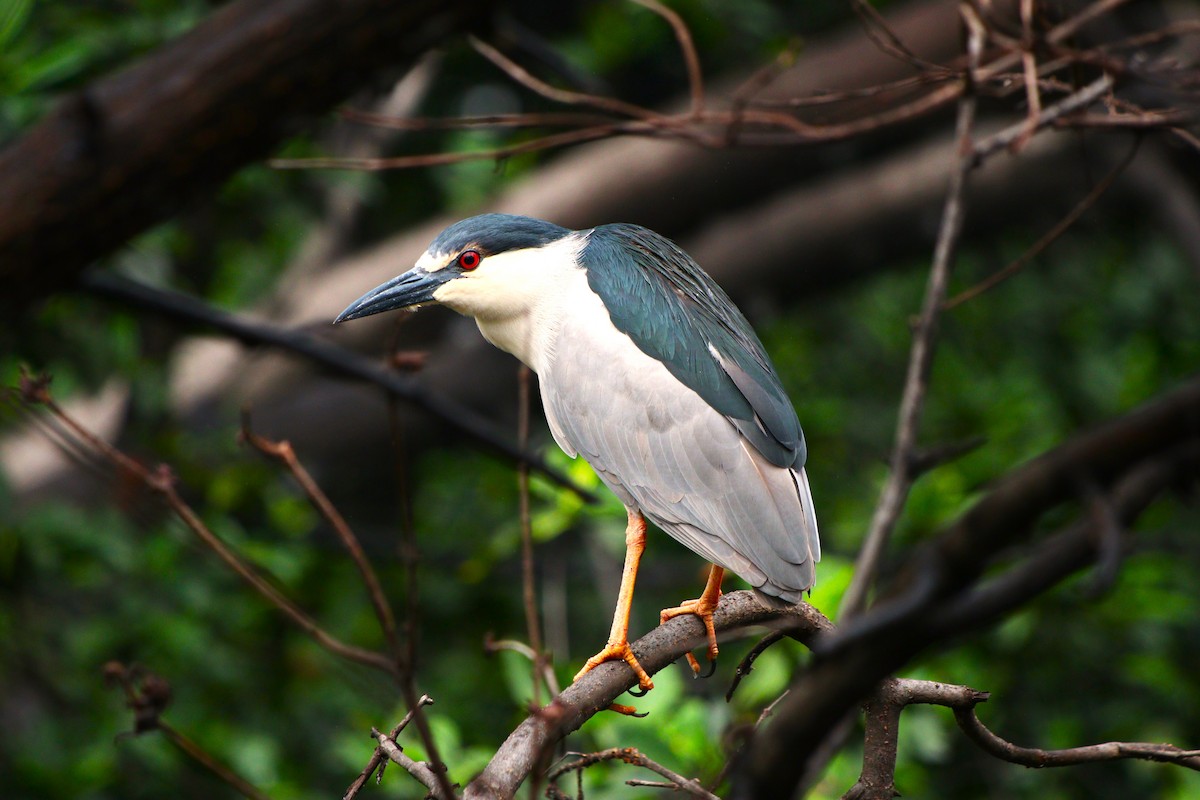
(0, 0, 492, 313)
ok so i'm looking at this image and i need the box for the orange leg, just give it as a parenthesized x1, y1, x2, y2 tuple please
(660, 564, 725, 675)
(574, 510, 654, 692)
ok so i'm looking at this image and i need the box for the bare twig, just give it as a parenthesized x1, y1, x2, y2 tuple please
(382, 330, 459, 800)
(968, 73, 1114, 165)
(371, 726, 455, 800)
(483, 635, 561, 697)
(1045, 0, 1137, 45)
(104, 662, 270, 800)
(843, 677, 989, 800)
(954, 706, 1200, 770)
(18, 374, 397, 676)
(846, 672, 1200, 799)
(839, 3, 985, 620)
(344, 695, 436, 800)
(240, 412, 401, 662)
(515, 364, 547, 710)
(906, 435, 988, 477)
(547, 747, 719, 800)
(632, 0, 705, 115)
(1015, 0, 1042, 151)
(468, 35, 654, 120)
(944, 134, 1138, 309)
(850, 0, 944, 72)
(725, 630, 787, 702)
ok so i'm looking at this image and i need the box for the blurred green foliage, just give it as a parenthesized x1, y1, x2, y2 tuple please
(2, 1, 1199, 799)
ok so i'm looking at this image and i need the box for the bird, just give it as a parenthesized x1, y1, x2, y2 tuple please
(335, 213, 819, 694)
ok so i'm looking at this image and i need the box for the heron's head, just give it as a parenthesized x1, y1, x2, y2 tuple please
(334, 214, 581, 324)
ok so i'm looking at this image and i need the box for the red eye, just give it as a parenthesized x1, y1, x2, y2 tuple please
(458, 250, 481, 270)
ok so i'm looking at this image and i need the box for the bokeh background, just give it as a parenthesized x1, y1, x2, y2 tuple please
(2, 1, 1199, 798)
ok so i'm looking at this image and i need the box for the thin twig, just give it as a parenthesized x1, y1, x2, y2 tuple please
(944, 135, 1139, 310)
(516, 364, 547, 709)
(105, 662, 269, 800)
(547, 748, 719, 800)
(343, 695, 436, 800)
(1045, 0, 1136, 45)
(632, 0, 705, 115)
(469, 35, 655, 120)
(839, 3, 985, 620)
(955, 706, 1200, 770)
(18, 374, 398, 676)
(725, 630, 786, 701)
(483, 636, 561, 696)
(159, 722, 272, 800)
(1015, 0, 1042, 151)
(382, 328, 459, 800)
(340, 108, 615, 131)
(371, 726, 455, 799)
(850, 0, 944, 72)
(968, 74, 1114, 166)
(240, 412, 401, 662)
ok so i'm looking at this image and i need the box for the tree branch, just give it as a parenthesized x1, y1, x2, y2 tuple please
(81, 272, 595, 502)
(464, 592, 832, 800)
(737, 373, 1200, 798)
(840, 1, 986, 620)
(0, 0, 493, 312)
(954, 706, 1200, 770)
(16, 372, 398, 677)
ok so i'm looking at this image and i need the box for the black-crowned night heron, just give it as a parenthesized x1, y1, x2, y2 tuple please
(336, 214, 819, 693)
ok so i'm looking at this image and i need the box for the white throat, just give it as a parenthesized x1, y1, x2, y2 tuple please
(431, 233, 589, 374)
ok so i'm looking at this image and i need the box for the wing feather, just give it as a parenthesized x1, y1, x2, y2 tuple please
(544, 309, 818, 601)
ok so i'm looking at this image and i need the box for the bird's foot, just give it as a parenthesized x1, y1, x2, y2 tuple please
(660, 592, 721, 676)
(574, 639, 654, 693)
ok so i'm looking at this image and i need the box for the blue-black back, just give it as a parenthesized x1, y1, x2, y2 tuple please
(582, 224, 805, 469)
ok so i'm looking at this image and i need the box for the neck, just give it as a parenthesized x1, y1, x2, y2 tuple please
(437, 234, 587, 373)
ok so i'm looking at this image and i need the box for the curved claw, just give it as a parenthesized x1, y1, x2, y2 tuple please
(607, 702, 650, 717)
(628, 683, 650, 697)
(698, 656, 717, 679)
(575, 640, 654, 693)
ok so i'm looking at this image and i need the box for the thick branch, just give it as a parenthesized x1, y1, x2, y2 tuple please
(464, 592, 831, 800)
(737, 374, 1200, 798)
(0, 0, 492, 312)
(82, 272, 593, 501)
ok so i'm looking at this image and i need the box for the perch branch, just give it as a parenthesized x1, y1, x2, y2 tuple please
(463, 592, 832, 800)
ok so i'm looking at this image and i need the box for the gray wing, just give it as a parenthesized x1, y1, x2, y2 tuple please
(543, 323, 819, 602)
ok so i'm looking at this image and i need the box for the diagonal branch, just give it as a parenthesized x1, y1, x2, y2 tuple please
(16, 372, 398, 677)
(464, 593, 832, 800)
(839, 3, 986, 620)
(240, 413, 401, 662)
(81, 272, 595, 502)
(0, 0, 493, 311)
(737, 374, 1200, 799)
